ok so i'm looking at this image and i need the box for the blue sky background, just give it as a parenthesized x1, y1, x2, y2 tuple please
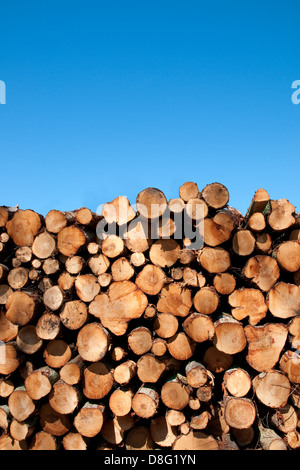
(0, 0, 299, 216)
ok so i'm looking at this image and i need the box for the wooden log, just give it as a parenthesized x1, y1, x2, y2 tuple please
(98, 272, 112, 287)
(0, 311, 18, 342)
(43, 339, 72, 368)
(32, 231, 56, 259)
(83, 362, 113, 399)
(255, 232, 272, 254)
(109, 388, 133, 416)
(113, 360, 137, 385)
(253, 370, 290, 408)
(231, 427, 254, 447)
(173, 430, 219, 450)
(45, 210, 68, 233)
(136, 187, 167, 219)
(16, 325, 43, 355)
(183, 267, 206, 288)
(43, 285, 64, 311)
(101, 420, 124, 445)
(213, 315, 247, 355)
(213, 272, 236, 295)
(179, 182, 199, 201)
(167, 332, 196, 361)
(29, 431, 58, 450)
(150, 415, 178, 447)
(130, 252, 146, 267)
(185, 361, 208, 388)
(77, 323, 109, 362)
(132, 386, 159, 418)
(111, 257, 134, 281)
(151, 337, 167, 356)
(168, 198, 185, 214)
(244, 323, 288, 372)
(39, 403, 72, 436)
(275, 241, 300, 272)
(204, 212, 235, 247)
(124, 219, 151, 253)
(247, 212, 266, 232)
(223, 397, 256, 429)
(128, 326, 153, 355)
(0, 342, 20, 375)
(25, 366, 59, 400)
(232, 230, 256, 256)
(153, 313, 179, 339)
(102, 235, 125, 258)
(15, 246, 32, 263)
(149, 239, 180, 268)
(185, 198, 208, 220)
(179, 248, 196, 265)
(0, 207, 9, 227)
(75, 274, 100, 302)
(243, 255, 280, 292)
(59, 300, 88, 330)
(136, 354, 166, 383)
(183, 313, 215, 343)
(193, 287, 219, 315)
(59, 355, 84, 385)
(73, 403, 104, 438)
(244, 188, 270, 221)
(279, 350, 300, 383)
(88, 253, 110, 275)
(49, 380, 80, 414)
(136, 264, 166, 295)
(65, 255, 84, 274)
(110, 346, 127, 362)
(157, 283, 192, 317)
(62, 432, 88, 450)
(190, 411, 212, 430)
(161, 378, 190, 410)
(8, 387, 35, 421)
(10, 417, 36, 441)
(267, 282, 300, 319)
(6, 209, 42, 246)
(270, 404, 298, 433)
(268, 199, 296, 231)
(89, 281, 148, 336)
(288, 316, 300, 349)
(228, 288, 268, 325)
(201, 182, 229, 210)
(0, 379, 14, 398)
(203, 346, 233, 373)
(35, 313, 60, 340)
(143, 304, 157, 319)
(125, 426, 155, 450)
(258, 423, 287, 450)
(198, 247, 231, 273)
(6, 291, 37, 326)
(166, 410, 185, 426)
(223, 368, 252, 397)
(57, 225, 86, 256)
(102, 196, 135, 225)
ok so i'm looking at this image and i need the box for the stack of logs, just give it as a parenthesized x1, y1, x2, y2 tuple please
(0, 182, 299, 451)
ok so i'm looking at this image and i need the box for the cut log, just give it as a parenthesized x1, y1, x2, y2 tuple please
(7, 267, 28, 289)
(8, 387, 35, 421)
(275, 241, 300, 272)
(111, 257, 134, 281)
(29, 431, 57, 450)
(59, 355, 84, 385)
(45, 210, 68, 233)
(183, 313, 215, 343)
(6, 291, 37, 326)
(39, 403, 72, 436)
(83, 362, 114, 399)
(166, 410, 185, 426)
(15, 246, 32, 263)
(190, 411, 212, 430)
(157, 283, 192, 317)
(101, 420, 124, 445)
(150, 416, 178, 447)
(267, 282, 300, 319)
(62, 432, 88, 450)
(247, 212, 266, 232)
(244, 188, 270, 220)
(198, 247, 231, 273)
(88, 253, 110, 275)
(75, 274, 100, 302)
(228, 288, 268, 325)
(25, 366, 59, 400)
(288, 317, 300, 349)
(58, 272, 75, 291)
(73, 403, 104, 438)
(49, 380, 80, 414)
(89, 281, 148, 336)
(203, 346, 233, 373)
(167, 332, 196, 361)
(110, 346, 127, 362)
(243, 255, 280, 292)
(183, 267, 206, 288)
(113, 360, 137, 385)
(204, 212, 235, 247)
(149, 239, 180, 268)
(213, 315, 247, 355)
(213, 272, 236, 295)
(231, 427, 254, 447)
(144, 304, 157, 319)
(32, 231, 56, 259)
(173, 430, 219, 450)
(244, 323, 288, 372)
(136, 264, 166, 295)
(185, 361, 208, 388)
(185, 198, 208, 220)
(136, 187, 167, 219)
(43, 285, 64, 311)
(136, 354, 166, 383)
(161, 378, 190, 410)
(255, 232, 272, 254)
(57, 225, 86, 256)
(16, 325, 43, 355)
(102, 196, 135, 225)
(151, 338, 168, 356)
(102, 235, 125, 258)
(0, 342, 20, 375)
(76, 323, 109, 362)
(154, 313, 179, 339)
(0, 311, 18, 342)
(0, 207, 9, 227)
(193, 287, 219, 315)
(223, 368, 252, 397)
(128, 327, 153, 355)
(0, 379, 14, 398)
(6, 210, 41, 246)
(65, 255, 84, 274)
(132, 386, 159, 418)
(179, 182, 199, 201)
(168, 198, 185, 214)
(59, 300, 87, 330)
(223, 397, 256, 429)
(43, 340, 72, 368)
(268, 199, 295, 231)
(253, 370, 290, 408)
(109, 388, 133, 416)
(125, 426, 155, 450)
(124, 219, 151, 253)
(35, 313, 61, 340)
(10, 418, 36, 441)
(232, 230, 256, 256)
(201, 183, 229, 210)
(179, 248, 196, 265)
(279, 350, 300, 383)
(98, 273, 112, 287)
(258, 423, 287, 450)
(0, 264, 9, 283)
(130, 252, 146, 267)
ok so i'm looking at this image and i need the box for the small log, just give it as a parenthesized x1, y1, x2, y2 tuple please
(16, 325, 43, 355)
(183, 313, 215, 343)
(125, 426, 155, 450)
(154, 313, 179, 339)
(32, 231, 56, 259)
(76, 323, 109, 362)
(173, 430, 219, 450)
(15, 246, 32, 263)
(190, 411, 212, 430)
(8, 387, 35, 421)
(201, 182, 229, 209)
(228, 288, 268, 325)
(223, 397, 256, 429)
(0, 379, 14, 398)
(213, 272, 236, 295)
(268, 199, 296, 231)
(203, 346, 233, 373)
(213, 315, 247, 355)
(65, 255, 84, 274)
(45, 210, 68, 233)
(59, 355, 84, 385)
(151, 337, 167, 356)
(101, 420, 124, 445)
(161, 378, 190, 410)
(232, 230, 256, 256)
(193, 286, 219, 315)
(35, 313, 60, 340)
(25, 366, 59, 400)
(57, 225, 86, 256)
(243, 255, 280, 291)
(109, 388, 133, 416)
(0, 342, 20, 375)
(49, 380, 80, 414)
(58, 272, 75, 291)
(150, 416, 178, 447)
(6, 291, 37, 326)
(62, 432, 88, 450)
(0, 311, 18, 342)
(102, 196, 135, 225)
(73, 402, 104, 438)
(59, 300, 88, 330)
(247, 212, 266, 232)
(168, 198, 185, 214)
(130, 252, 146, 267)
(88, 253, 110, 276)
(0, 264, 9, 283)
(179, 182, 199, 201)
(185, 361, 208, 388)
(255, 232, 272, 254)
(157, 282, 192, 317)
(279, 350, 300, 383)
(275, 241, 300, 272)
(136, 354, 166, 383)
(253, 370, 290, 408)
(83, 362, 114, 399)
(270, 404, 298, 433)
(102, 235, 125, 258)
(185, 198, 208, 220)
(43, 285, 64, 311)
(132, 386, 159, 418)
(110, 346, 127, 362)
(267, 282, 300, 319)
(204, 212, 235, 247)
(29, 431, 57, 450)
(114, 360, 137, 385)
(39, 403, 72, 436)
(167, 332, 196, 361)
(166, 410, 185, 426)
(223, 368, 252, 397)
(43, 339, 72, 368)
(6, 209, 42, 246)
(136, 264, 166, 295)
(128, 326, 153, 355)
(111, 257, 134, 281)
(136, 187, 167, 219)
(198, 247, 231, 273)
(124, 219, 151, 253)
(75, 274, 100, 302)
(149, 239, 180, 268)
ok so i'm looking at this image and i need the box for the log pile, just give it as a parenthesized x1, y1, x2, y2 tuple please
(0, 182, 299, 450)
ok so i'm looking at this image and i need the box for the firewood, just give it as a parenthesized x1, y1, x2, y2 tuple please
(88, 253, 110, 275)
(213, 315, 247, 355)
(110, 346, 127, 362)
(204, 212, 235, 247)
(190, 411, 212, 430)
(59, 300, 88, 330)
(43, 285, 64, 311)
(124, 219, 151, 253)
(15, 246, 32, 263)
(10, 418, 36, 441)
(76, 323, 110, 362)
(8, 387, 35, 421)
(29, 431, 58, 450)
(75, 274, 100, 302)
(57, 225, 86, 256)
(231, 427, 254, 447)
(0, 379, 14, 398)
(193, 286, 219, 315)
(267, 282, 300, 319)
(101, 420, 124, 444)
(45, 210, 68, 233)
(255, 232, 272, 254)
(132, 386, 159, 418)
(186, 198, 208, 220)
(168, 198, 185, 214)
(150, 415, 178, 447)
(6, 291, 37, 325)
(130, 252, 145, 267)
(179, 182, 199, 201)
(270, 404, 298, 433)
(223, 368, 252, 397)
(279, 350, 300, 383)
(223, 397, 256, 429)
(65, 255, 84, 274)
(83, 362, 113, 399)
(43, 339, 72, 368)
(128, 326, 153, 355)
(113, 360, 137, 385)
(39, 403, 72, 436)
(167, 332, 196, 361)
(35, 313, 61, 340)
(136, 263, 166, 295)
(25, 366, 59, 400)
(183, 267, 206, 287)
(149, 239, 180, 268)
(253, 370, 290, 408)
(144, 304, 157, 319)
(183, 313, 215, 343)
(243, 255, 280, 291)
(288, 316, 300, 349)
(232, 230, 256, 256)
(185, 361, 208, 388)
(179, 248, 196, 265)
(136, 187, 167, 219)
(102, 196, 135, 225)
(0, 264, 9, 283)
(136, 354, 166, 383)
(198, 247, 231, 273)
(228, 288, 268, 325)
(16, 325, 43, 355)
(102, 235, 125, 258)
(157, 282, 192, 317)
(59, 355, 84, 385)
(247, 212, 266, 232)
(151, 337, 167, 356)
(161, 378, 190, 410)
(0, 311, 18, 342)
(89, 281, 148, 335)
(6, 209, 42, 246)
(32, 231, 56, 259)
(275, 241, 300, 272)
(201, 182, 229, 210)
(97, 272, 112, 287)
(213, 272, 236, 295)
(111, 257, 134, 281)
(62, 432, 88, 450)
(203, 346, 233, 373)
(244, 188, 270, 221)
(268, 199, 296, 231)
(166, 409, 185, 426)
(109, 388, 133, 416)
(73, 402, 104, 437)
(154, 312, 179, 338)
(49, 380, 80, 414)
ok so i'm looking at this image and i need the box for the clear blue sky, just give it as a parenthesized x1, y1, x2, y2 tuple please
(0, 1, 299, 216)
